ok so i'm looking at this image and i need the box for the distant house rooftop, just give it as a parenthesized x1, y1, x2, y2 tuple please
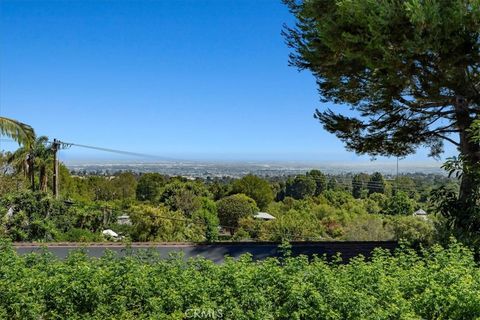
(413, 209, 428, 219)
(254, 212, 276, 220)
(413, 209, 427, 216)
(117, 215, 132, 225)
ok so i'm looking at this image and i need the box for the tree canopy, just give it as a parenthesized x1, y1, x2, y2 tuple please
(216, 194, 258, 231)
(306, 169, 327, 195)
(284, 0, 480, 200)
(0, 117, 35, 148)
(285, 175, 316, 199)
(136, 173, 166, 202)
(231, 174, 274, 210)
(368, 172, 386, 195)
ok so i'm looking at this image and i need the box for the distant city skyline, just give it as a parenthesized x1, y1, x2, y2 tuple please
(0, 0, 458, 164)
(66, 160, 446, 179)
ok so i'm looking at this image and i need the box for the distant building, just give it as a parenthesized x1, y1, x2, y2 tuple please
(413, 209, 428, 219)
(117, 215, 132, 225)
(254, 212, 276, 220)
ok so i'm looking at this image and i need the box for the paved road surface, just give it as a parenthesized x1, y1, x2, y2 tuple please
(13, 241, 398, 263)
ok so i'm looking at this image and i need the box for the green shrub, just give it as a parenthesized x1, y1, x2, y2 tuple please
(57, 228, 102, 242)
(384, 191, 416, 215)
(217, 194, 258, 232)
(387, 215, 436, 245)
(129, 204, 202, 242)
(0, 241, 479, 319)
(344, 215, 393, 241)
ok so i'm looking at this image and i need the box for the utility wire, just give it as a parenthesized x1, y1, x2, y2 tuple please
(56, 140, 160, 158)
(328, 179, 422, 190)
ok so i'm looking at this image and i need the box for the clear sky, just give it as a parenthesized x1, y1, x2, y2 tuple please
(0, 0, 456, 164)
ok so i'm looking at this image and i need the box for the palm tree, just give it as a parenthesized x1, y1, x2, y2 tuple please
(8, 143, 35, 190)
(7, 136, 52, 191)
(0, 117, 35, 148)
(34, 137, 53, 192)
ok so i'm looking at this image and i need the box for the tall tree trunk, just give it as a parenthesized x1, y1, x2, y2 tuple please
(39, 165, 48, 192)
(28, 156, 35, 191)
(455, 97, 479, 204)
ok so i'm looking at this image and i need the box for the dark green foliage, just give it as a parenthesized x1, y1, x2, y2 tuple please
(285, 175, 316, 199)
(159, 179, 212, 216)
(284, 0, 480, 157)
(217, 194, 258, 231)
(384, 191, 416, 215)
(327, 177, 338, 190)
(352, 173, 367, 199)
(57, 228, 102, 242)
(136, 173, 166, 202)
(394, 175, 418, 199)
(7, 136, 53, 192)
(0, 191, 74, 241)
(231, 174, 274, 210)
(274, 181, 287, 201)
(284, 0, 480, 204)
(192, 197, 219, 242)
(430, 119, 480, 245)
(367, 172, 386, 195)
(306, 169, 327, 195)
(0, 241, 479, 319)
(112, 172, 137, 201)
(431, 181, 480, 245)
(208, 180, 232, 201)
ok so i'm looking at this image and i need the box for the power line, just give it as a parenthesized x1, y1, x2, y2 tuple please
(329, 179, 422, 190)
(56, 140, 161, 158)
(1, 137, 161, 158)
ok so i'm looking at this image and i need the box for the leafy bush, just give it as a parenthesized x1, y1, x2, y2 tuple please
(159, 180, 212, 216)
(261, 208, 326, 241)
(384, 191, 416, 215)
(217, 194, 258, 232)
(0, 241, 479, 319)
(129, 204, 203, 242)
(136, 173, 167, 202)
(231, 174, 274, 210)
(344, 215, 393, 241)
(0, 191, 75, 241)
(387, 215, 436, 245)
(57, 228, 102, 242)
(192, 198, 220, 242)
(285, 175, 316, 199)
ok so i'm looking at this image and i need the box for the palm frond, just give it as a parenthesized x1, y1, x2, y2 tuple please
(0, 117, 35, 148)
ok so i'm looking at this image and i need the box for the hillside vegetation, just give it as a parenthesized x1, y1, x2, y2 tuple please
(0, 149, 452, 244)
(0, 241, 478, 319)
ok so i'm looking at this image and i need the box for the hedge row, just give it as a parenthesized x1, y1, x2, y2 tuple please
(0, 241, 479, 319)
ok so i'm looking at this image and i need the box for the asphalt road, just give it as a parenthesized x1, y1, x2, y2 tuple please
(13, 241, 398, 263)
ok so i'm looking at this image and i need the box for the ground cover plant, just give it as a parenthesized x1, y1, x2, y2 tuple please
(0, 240, 479, 319)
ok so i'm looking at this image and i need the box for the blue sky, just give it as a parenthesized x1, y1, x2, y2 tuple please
(0, 0, 456, 164)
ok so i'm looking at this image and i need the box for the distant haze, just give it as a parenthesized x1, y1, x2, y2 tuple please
(66, 160, 446, 178)
(2, 1, 458, 163)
